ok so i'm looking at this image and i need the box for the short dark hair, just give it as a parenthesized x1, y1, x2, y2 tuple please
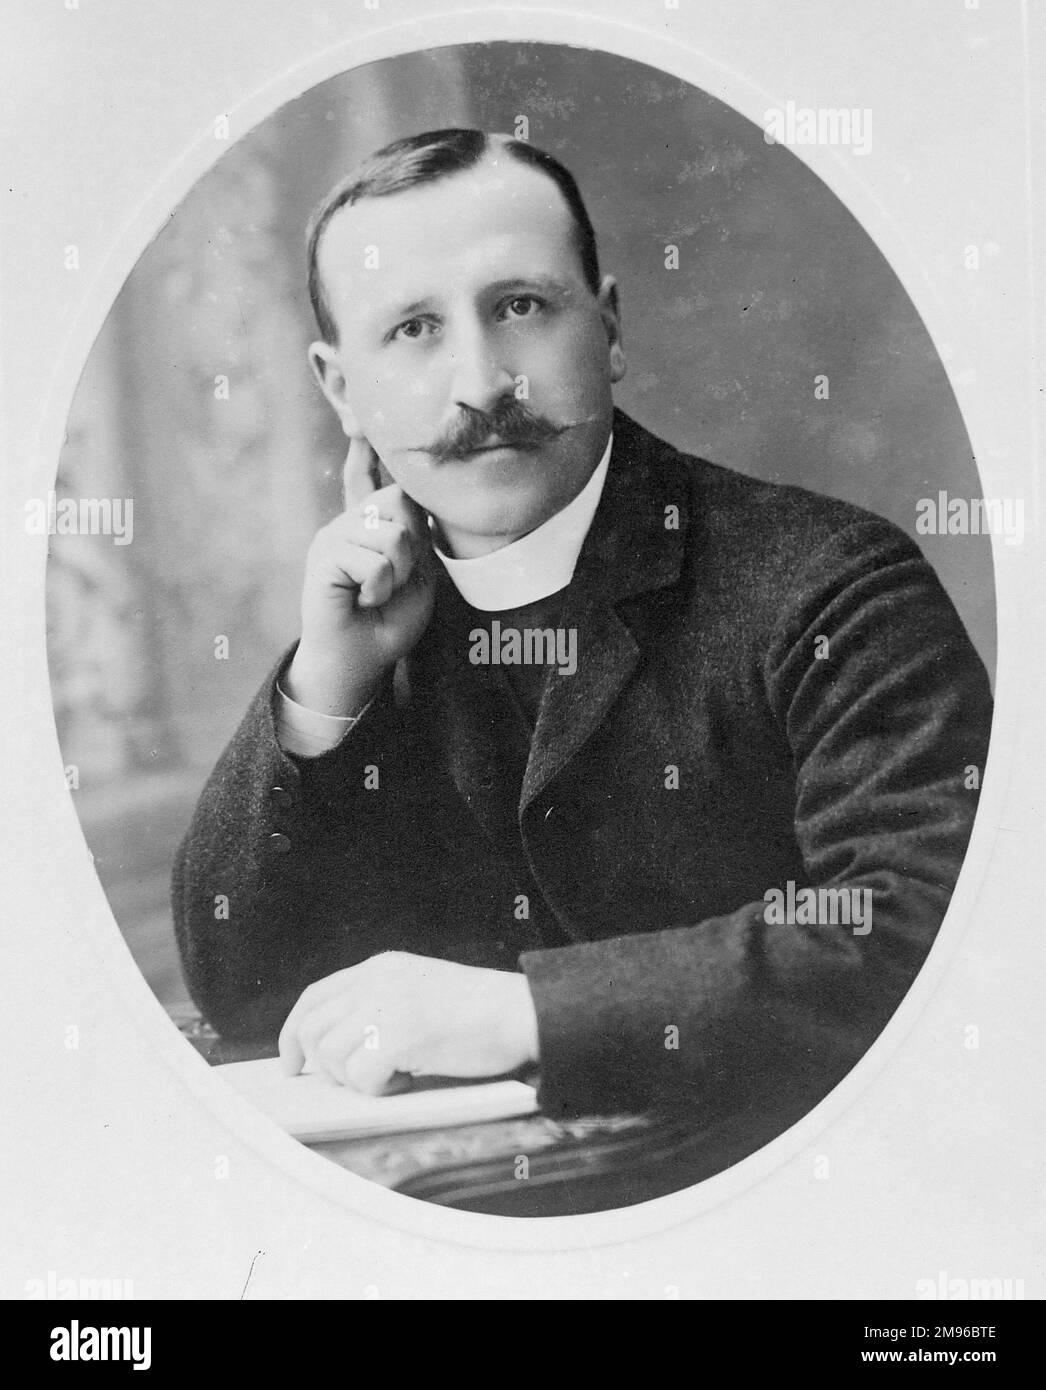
(306, 128, 602, 344)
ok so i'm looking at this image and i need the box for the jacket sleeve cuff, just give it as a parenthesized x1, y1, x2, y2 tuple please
(274, 682, 375, 758)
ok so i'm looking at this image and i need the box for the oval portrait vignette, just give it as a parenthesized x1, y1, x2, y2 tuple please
(43, 40, 997, 1222)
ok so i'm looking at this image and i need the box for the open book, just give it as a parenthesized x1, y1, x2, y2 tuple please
(218, 1057, 539, 1143)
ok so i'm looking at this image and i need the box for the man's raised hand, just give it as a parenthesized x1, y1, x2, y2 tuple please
(283, 436, 436, 717)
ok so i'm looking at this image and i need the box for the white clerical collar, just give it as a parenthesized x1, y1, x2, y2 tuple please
(432, 432, 613, 611)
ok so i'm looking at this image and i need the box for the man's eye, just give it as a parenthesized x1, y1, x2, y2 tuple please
(499, 295, 543, 320)
(391, 318, 436, 342)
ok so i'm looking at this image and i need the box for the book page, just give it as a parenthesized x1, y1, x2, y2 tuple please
(218, 1058, 539, 1143)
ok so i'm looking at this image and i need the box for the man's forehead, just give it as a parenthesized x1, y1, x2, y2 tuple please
(318, 155, 581, 314)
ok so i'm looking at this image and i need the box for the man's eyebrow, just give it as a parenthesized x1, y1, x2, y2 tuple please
(374, 296, 439, 327)
(483, 275, 574, 298)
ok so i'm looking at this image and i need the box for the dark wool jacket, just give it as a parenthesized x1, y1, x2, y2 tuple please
(172, 409, 993, 1144)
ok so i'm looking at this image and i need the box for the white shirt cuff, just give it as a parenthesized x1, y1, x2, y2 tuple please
(275, 682, 373, 758)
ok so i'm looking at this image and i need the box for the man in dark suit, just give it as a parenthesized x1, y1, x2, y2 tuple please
(173, 129, 992, 1143)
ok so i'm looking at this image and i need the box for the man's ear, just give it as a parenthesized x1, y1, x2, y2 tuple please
(596, 275, 626, 384)
(308, 340, 362, 437)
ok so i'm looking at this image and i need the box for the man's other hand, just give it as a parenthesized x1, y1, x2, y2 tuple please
(284, 436, 436, 718)
(277, 953, 540, 1092)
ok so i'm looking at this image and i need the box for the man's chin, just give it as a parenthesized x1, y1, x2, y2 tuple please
(426, 491, 565, 554)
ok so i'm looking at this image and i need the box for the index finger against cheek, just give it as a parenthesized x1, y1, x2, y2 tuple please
(342, 435, 382, 509)
(370, 483, 432, 544)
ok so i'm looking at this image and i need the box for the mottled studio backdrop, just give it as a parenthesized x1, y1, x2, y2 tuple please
(46, 43, 995, 1014)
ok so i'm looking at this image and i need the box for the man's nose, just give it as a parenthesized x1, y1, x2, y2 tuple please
(447, 321, 516, 415)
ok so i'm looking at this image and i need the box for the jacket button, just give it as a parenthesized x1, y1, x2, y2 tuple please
(270, 785, 296, 809)
(268, 832, 292, 854)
